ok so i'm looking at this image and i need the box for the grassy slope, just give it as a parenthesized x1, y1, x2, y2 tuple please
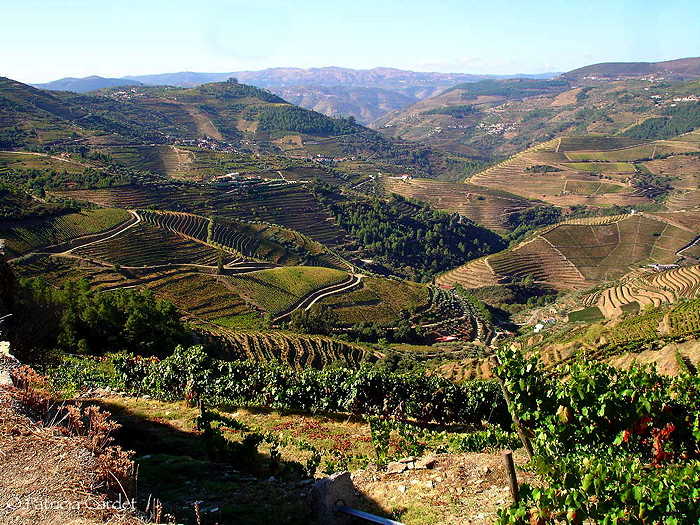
(0, 208, 131, 257)
(226, 266, 348, 314)
(318, 277, 429, 324)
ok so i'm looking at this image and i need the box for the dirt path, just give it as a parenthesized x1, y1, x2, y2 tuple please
(181, 105, 224, 140)
(0, 150, 96, 169)
(352, 450, 534, 524)
(273, 273, 363, 322)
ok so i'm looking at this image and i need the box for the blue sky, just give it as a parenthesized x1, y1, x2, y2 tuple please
(4, 0, 700, 83)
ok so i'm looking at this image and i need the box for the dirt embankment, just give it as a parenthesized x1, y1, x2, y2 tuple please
(0, 366, 145, 525)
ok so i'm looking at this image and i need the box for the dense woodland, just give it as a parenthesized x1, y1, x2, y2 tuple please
(5, 273, 190, 363)
(624, 102, 700, 139)
(314, 185, 505, 280)
(255, 105, 359, 135)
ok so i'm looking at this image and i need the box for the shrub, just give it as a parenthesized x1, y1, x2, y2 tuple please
(104, 346, 510, 426)
(494, 347, 700, 524)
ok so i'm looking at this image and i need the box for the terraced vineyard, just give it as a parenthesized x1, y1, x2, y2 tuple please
(382, 177, 536, 231)
(417, 287, 493, 342)
(226, 266, 349, 316)
(317, 277, 430, 325)
(557, 136, 651, 152)
(437, 214, 696, 291)
(598, 299, 700, 347)
(136, 208, 349, 269)
(0, 208, 132, 257)
(435, 358, 492, 383)
(468, 138, 649, 208)
(563, 142, 696, 161)
(665, 298, 700, 336)
(468, 131, 700, 212)
(580, 264, 700, 318)
(10, 253, 127, 288)
(73, 222, 228, 267)
(140, 210, 209, 243)
(143, 271, 254, 321)
(206, 183, 350, 249)
(199, 325, 373, 368)
(54, 181, 351, 250)
(52, 184, 190, 209)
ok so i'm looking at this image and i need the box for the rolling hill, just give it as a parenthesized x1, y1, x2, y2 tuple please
(0, 76, 471, 179)
(114, 67, 557, 123)
(562, 57, 700, 82)
(33, 75, 143, 92)
(372, 73, 700, 157)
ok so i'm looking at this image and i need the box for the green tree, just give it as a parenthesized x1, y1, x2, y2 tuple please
(289, 305, 339, 335)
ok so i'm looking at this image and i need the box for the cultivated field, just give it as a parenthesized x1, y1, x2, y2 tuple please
(383, 177, 536, 231)
(54, 181, 351, 249)
(0, 208, 131, 257)
(139, 209, 346, 268)
(318, 277, 430, 325)
(226, 266, 349, 315)
(468, 139, 650, 208)
(200, 325, 372, 368)
(436, 214, 696, 291)
(580, 264, 700, 318)
(469, 132, 700, 211)
(73, 222, 228, 267)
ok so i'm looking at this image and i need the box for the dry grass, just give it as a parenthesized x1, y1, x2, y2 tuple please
(0, 370, 144, 525)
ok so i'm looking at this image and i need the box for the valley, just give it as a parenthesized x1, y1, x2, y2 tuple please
(1, 54, 700, 525)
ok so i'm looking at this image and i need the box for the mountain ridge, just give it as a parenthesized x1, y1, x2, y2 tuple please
(33, 75, 143, 92)
(562, 56, 700, 81)
(32, 68, 560, 124)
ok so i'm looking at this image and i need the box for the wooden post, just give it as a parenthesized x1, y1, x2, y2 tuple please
(502, 450, 519, 503)
(489, 356, 534, 460)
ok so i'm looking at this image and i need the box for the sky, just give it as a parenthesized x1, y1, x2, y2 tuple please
(3, 0, 700, 84)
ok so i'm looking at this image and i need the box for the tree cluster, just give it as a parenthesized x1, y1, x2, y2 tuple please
(6, 277, 190, 363)
(256, 105, 358, 135)
(315, 187, 505, 280)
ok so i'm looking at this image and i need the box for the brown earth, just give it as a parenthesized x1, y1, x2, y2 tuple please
(0, 387, 145, 525)
(353, 450, 534, 524)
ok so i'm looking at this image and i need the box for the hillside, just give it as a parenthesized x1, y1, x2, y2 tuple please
(436, 213, 697, 291)
(1, 76, 470, 179)
(116, 67, 559, 123)
(372, 74, 700, 157)
(33, 75, 144, 92)
(562, 56, 700, 82)
(273, 85, 417, 124)
(382, 128, 700, 240)
(467, 131, 700, 210)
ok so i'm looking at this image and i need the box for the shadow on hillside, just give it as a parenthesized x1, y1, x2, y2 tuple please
(92, 399, 399, 525)
(227, 404, 481, 434)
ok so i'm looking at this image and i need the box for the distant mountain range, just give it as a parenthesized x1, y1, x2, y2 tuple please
(34, 59, 700, 126)
(33, 75, 143, 92)
(124, 67, 560, 91)
(562, 57, 700, 81)
(33, 67, 560, 124)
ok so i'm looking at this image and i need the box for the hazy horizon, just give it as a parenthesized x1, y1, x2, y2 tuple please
(4, 0, 700, 84)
